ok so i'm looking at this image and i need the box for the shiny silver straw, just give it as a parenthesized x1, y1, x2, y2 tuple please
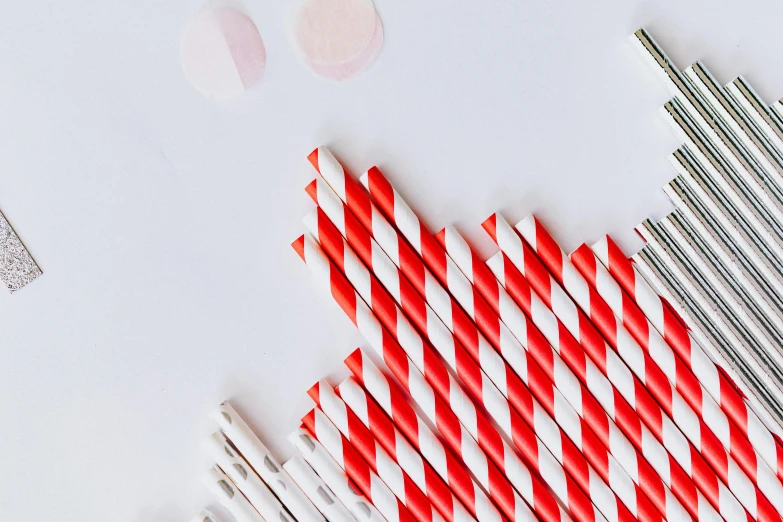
(725, 77, 783, 160)
(632, 245, 783, 431)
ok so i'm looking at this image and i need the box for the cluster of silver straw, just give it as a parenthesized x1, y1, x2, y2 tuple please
(631, 28, 783, 433)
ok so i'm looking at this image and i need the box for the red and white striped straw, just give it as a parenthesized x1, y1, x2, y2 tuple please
(436, 225, 713, 522)
(503, 213, 783, 522)
(303, 408, 421, 522)
(303, 206, 641, 522)
(571, 240, 783, 486)
(482, 213, 758, 522)
(289, 426, 389, 522)
(303, 161, 605, 522)
(308, 380, 461, 522)
(591, 234, 783, 459)
(336, 376, 507, 522)
(294, 228, 600, 522)
(291, 233, 547, 522)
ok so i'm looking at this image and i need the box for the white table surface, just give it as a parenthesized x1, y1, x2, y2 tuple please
(3, 0, 783, 520)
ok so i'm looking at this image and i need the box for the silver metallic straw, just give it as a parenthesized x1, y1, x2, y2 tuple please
(636, 218, 783, 393)
(669, 147, 783, 278)
(630, 28, 783, 223)
(632, 245, 783, 431)
(663, 176, 783, 316)
(659, 211, 783, 344)
(661, 99, 783, 254)
(725, 77, 783, 160)
(685, 62, 783, 192)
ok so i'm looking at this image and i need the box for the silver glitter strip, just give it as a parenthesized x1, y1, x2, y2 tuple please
(0, 209, 40, 293)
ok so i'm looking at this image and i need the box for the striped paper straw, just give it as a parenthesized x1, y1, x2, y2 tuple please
(308, 172, 662, 522)
(570, 239, 783, 485)
(304, 207, 641, 522)
(513, 213, 783, 521)
(303, 154, 591, 522)
(592, 233, 783, 446)
(291, 233, 546, 522)
(336, 375, 507, 522)
(289, 427, 388, 522)
(203, 466, 265, 522)
(203, 431, 294, 522)
(303, 408, 420, 522)
(308, 380, 451, 522)
(482, 213, 755, 522)
(436, 225, 712, 522)
(211, 402, 325, 522)
(284, 454, 357, 522)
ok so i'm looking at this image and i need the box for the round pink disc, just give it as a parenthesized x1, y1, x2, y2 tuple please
(181, 7, 266, 99)
(294, 0, 383, 80)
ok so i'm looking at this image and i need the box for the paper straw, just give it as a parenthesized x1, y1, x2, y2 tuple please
(592, 233, 783, 445)
(683, 61, 783, 194)
(512, 212, 783, 521)
(630, 230, 783, 427)
(284, 454, 357, 522)
(336, 375, 506, 522)
(308, 381, 450, 522)
(290, 426, 388, 522)
(482, 213, 756, 522)
(191, 508, 224, 522)
(203, 431, 294, 522)
(302, 205, 641, 522)
(291, 233, 544, 522)
(203, 466, 265, 522)
(211, 402, 326, 522)
(725, 76, 783, 162)
(636, 217, 783, 386)
(436, 225, 716, 522)
(310, 170, 659, 522)
(630, 28, 783, 233)
(303, 408, 420, 522)
(571, 237, 783, 484)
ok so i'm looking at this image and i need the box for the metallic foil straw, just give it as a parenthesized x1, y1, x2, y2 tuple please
(636, 218, 783, 401)
(631, 244, 783, 431)
(660, 98, 783, 251)
(725, 77, 783, 160)
(684, 62, 783, 192)
(669, 147, 783, 289)
(660, 210, 783, 336)
(664, 177, 783, 320)
(631, 28, 783, 223)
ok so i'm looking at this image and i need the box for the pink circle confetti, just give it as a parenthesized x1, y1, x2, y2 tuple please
(181, 7, 266, 99)
(294, 0, 383, 80)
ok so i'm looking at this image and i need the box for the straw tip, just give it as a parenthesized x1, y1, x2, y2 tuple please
(344, 348, 364, 375)
(481, 214, 498, 239)
(301, 408, 316, 427)
(305, 179, 318, 202)
(307, 381, 321, 403)
(434, 228, 446, 244)
(307, 148, 320, 171)
(292, 236, 306, 259)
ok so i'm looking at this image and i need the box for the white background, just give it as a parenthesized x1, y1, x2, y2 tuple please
(2, 1, 783, 521)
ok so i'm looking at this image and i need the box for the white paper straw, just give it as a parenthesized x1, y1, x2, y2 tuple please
(205, 431, 295, 522)
(211, 401, 326, 522)
(203, 466, 265, 522)
(289, 427, 387, 522)
(284, 454, 357, 522)
(190, 508, 224, 522)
